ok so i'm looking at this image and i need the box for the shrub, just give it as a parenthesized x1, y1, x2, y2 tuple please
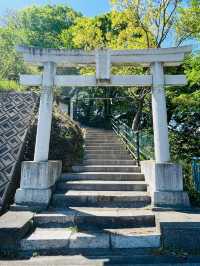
(0, 80, 25, 92)
(23, 105, 84, 172)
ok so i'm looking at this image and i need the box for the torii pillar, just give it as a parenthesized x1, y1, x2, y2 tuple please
(15, 61, 62, 211)
(151, 62, 170, 163)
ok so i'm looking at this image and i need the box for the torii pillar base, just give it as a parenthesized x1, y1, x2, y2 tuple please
(141, 161, 190, 209)
(14, 161, 62, 211)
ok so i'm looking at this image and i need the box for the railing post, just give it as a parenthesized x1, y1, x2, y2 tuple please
(70, 99, 74, 120)
(136, 131, 140, 166)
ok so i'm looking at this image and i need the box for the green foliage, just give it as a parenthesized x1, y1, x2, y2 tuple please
(111, 0, 181, 48)
(23, 105, 84, 172)
(0, 80, 25, 91)
(185, 54, 200, 86)
(14, 5, 81, 48)
(0, 27, 26, 80)
(0, 4, 81, 88)
(167, 54, 200, 206)
(176, 0, 200, 45)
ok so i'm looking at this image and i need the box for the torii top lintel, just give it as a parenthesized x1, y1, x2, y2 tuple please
(17, 45, 192, 67)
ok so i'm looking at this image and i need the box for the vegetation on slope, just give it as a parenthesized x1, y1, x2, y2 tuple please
(23, 105, 84, 172)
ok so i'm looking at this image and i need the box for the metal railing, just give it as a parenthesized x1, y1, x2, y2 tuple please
(112, 118, 154, 165)
(192, 157, 200, 191)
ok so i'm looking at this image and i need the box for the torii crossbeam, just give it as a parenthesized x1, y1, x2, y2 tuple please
(17, 45, 192, 163)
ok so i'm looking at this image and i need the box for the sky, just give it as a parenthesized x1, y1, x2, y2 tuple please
(0, 0, 111, 17)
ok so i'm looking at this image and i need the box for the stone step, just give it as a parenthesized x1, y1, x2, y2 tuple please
(57, 180, 147, 192)
(52, 191, 151, 208)
(85, 146, 126, 151)
(84, 150, 130, 156)
(86, 134, 117, 138)
(84, 154, 131, 160)
(61, 172, 144, 181)
(85, 140, 121, 144)
(83, 159, 137, 166)
(72, 165, 141, 173)
(86, 129, 113, 133)
(85, 137, 119, 141)
(34, 208, 155, 229)
(86, 133, 116, 137)
(85, 143, 123, 147)
(20, 227, 160, 251)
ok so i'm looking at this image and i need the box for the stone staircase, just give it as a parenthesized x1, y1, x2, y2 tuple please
(19, 128, 160, 253)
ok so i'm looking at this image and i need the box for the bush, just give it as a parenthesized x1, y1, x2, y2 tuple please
(23, 105, 84, 172)
(169, 131, 200, 206)
(0, 80, 25, 92)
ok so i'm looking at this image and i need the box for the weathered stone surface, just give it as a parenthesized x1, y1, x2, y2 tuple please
(72, 165, 141, 173)
(15, 160, 62, 208)
(69, 231, 109, 249)
(153, 191, 190, 207)
(62, 172, 144, 181)
(20, 228, 72, 251)
(52, 191, 151, 208)
(0, 211, 33, 243)
(109, 227, 160, 248)
(83, 159, 137, 165)
(34, 208, 155, 228)
(141, 161, 190, 207)
(20, 161, 62, 189)
(15, 188, 52, 206)
(57, 180, 147, 192)
(84, 154, 131, 160)
(157, 211, 200, 251)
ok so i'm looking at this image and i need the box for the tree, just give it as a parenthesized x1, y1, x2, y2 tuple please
(13, 5, 81, 48)
(176, 0, 200, 46)
(0, 5, 81, 85)
(111, 0, 181, 48)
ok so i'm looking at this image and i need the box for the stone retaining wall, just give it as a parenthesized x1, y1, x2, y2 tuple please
(0, 92, 37, 211)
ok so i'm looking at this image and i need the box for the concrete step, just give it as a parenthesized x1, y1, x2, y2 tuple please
(34, 208, 155, 229)
(0, 211, 33, 243)
(84, 150, 130, 156)
(86, 133, 116, 137)
(86, 134, 118, 138)
(61, 172, 144, 181)
(72, 165, 141, 173)
(20, 227, 160, 251)
(83, 159, 137, 166)
(85, 140, 121, 144)
(86, 129, 113, 133)
(85, 141, 122, 147)
(84, 137, 119, 143)
(84, 154, 131, 160)
(52, 191, 151, 207)
(57, 180, 147, 192)
(85, 146, 126, 151)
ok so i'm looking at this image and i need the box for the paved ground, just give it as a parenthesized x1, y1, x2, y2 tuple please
(1, 255, 200, 266)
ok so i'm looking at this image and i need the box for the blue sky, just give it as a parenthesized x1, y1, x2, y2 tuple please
(0, 0, 111, 17)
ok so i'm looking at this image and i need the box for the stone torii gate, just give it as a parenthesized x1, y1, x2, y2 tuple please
(15, 45, 191, 209)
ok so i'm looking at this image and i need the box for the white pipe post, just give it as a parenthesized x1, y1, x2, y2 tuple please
(34, 62, 56, 162)
(151, 62, 170, 163)
(70, 99, 74, 120)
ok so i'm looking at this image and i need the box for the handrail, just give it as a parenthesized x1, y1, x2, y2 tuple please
(192, 157, 200, 192)
(112, 118, 154, 165)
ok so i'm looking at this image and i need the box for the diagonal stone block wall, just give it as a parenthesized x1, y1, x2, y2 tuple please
(0, 92, 37, 210)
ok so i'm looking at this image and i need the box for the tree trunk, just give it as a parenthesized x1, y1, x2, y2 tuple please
(132, 97, 144, 131)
